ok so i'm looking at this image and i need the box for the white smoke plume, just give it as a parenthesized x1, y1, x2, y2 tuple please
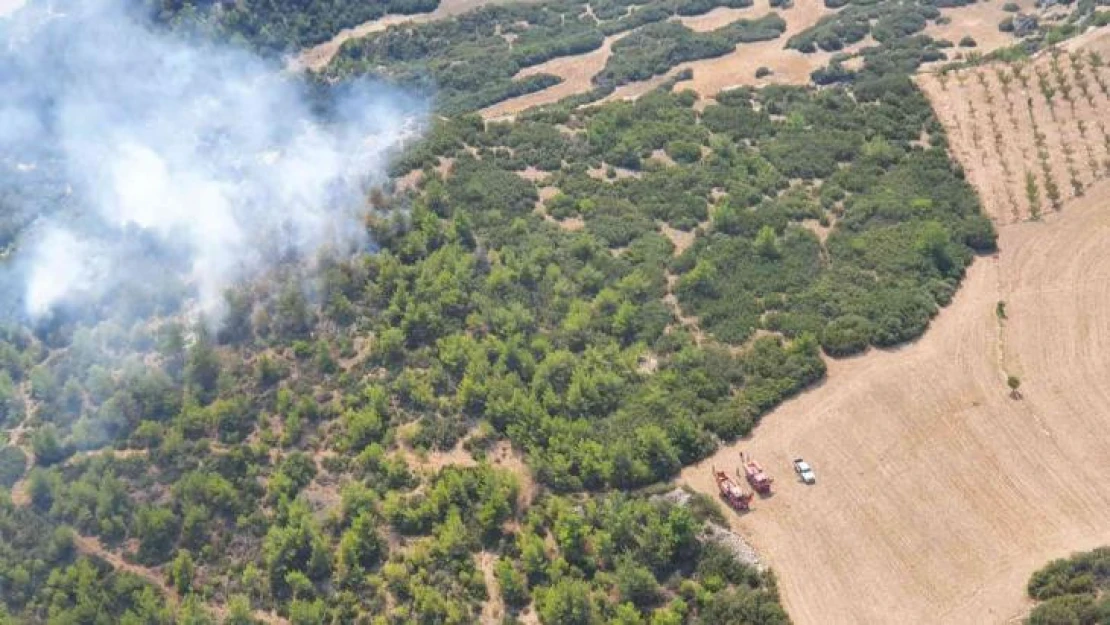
(0, 0, 424, 323)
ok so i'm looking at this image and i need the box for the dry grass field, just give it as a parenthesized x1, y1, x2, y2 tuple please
(482, 31, 630, 119)
(483, 0, 838, 117)
(924, 0, 1036, 56)
(919, 28, 1110, 224)
(679, 27, 1110, 625)
(670, 0, 840, 95)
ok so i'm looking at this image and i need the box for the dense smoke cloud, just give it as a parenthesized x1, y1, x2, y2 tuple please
(0, 0, 424, 324)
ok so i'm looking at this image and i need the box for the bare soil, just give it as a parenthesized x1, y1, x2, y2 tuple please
(6, 382, 37, 507)
(400, 437, 538, 509)
(517, 166, 552, 182)
(678, 5, 763, 32)
(71, 533, 291, 624)
(663, 272, 707, 345)
(679, 177, 1110, 624)
(481, 0, 1060, 118)
(477, 551, 506, 624)
(659, 222, 697, 255)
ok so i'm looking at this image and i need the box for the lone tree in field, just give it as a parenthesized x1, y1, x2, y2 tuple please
(1007, 375, 1022, 399)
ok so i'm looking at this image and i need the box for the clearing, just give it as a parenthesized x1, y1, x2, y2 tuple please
(669, 0, 840, 96)
(924, 0, 1036, 59)
(483, 31, 629, 119)
(483, 0, 846, 117)
(482, 0, 836, 118)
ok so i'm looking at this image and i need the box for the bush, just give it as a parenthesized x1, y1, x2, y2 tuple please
(1002, 2, 1020, 11)
(1024, 547, 1110, 625)
(665, 139, 703, 164)
(959, 36, 978, 48)
(999, 17, 1015, 33)
(756, 66, 773, 78)
(821, 315, 873, 356)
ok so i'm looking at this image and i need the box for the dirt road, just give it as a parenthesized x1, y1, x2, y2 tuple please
(678, 180, 1110, 624)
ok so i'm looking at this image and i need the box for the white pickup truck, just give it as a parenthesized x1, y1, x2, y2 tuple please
(793, 458, 816, 484)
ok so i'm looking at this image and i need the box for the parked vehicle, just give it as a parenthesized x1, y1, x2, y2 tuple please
(793, 458, 816, 484)
(740, 453, 773, 495)
(714, 466, 754, 511)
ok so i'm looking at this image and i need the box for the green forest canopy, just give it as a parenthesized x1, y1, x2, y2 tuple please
(0, 0, 1020, 621)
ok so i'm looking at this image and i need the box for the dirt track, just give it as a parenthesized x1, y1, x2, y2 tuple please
(678, 177, 1110, 623)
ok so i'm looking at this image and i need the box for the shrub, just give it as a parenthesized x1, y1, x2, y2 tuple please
(756, 66, 773, 78)
(665, 139, 704, 164)
(821, 315, 874, 356)
(959, 36, 978, 48)
(1024, 547, 1110, 625)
